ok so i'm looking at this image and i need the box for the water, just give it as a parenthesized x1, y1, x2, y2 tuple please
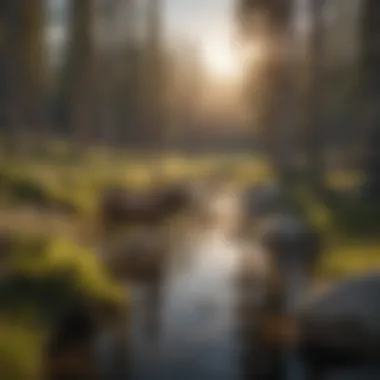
(129, 225, 244, 380)
(96, 191, 252, 380)
(98, 191, 315, 380)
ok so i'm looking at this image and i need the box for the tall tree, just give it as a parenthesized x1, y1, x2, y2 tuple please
(2, 0, 46, 154)
(236, 0, 294, 184)
(143, 0, 165, 151)
(25, 0, 47, 150)
(362, 0, 380, 199)
(66, 0, 95, 150)
(303, 0, 325, 192)
(0, 2, 9, 130)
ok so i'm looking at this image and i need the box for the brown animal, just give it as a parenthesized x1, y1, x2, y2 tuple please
(99, 226, 169, 284)
(98, 183, 193, 236)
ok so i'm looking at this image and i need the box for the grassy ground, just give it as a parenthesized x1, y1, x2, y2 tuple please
(290, 177, 380, 283)
(1, 152, 378, 280)
(0, 151, 379, 378)
(0, 151, 133, 379)
(0, 233, 126, 379)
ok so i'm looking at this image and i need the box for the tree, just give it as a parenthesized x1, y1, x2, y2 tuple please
(1, 0, 46, 154)
(303, 0, 325, 192)
(236, 0, 294, 184)
(142, 0, 165, 151)
(66, 0, 95, 150)
(361, 0, 380, 199)
(0, 2, 9, 129)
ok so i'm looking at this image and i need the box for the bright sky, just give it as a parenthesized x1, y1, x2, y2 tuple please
(164, 0, 234, 41)
(48, 0, 236, 50)
(164, 0, 245, 82)
(47, 0, 242, 79)
(46, 0, 319, 82)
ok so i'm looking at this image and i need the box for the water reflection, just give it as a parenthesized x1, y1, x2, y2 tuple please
(98, 190, 380, 380)
(128, 216, 247, 380)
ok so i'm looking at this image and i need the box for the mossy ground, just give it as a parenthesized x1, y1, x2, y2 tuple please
(0, 149, 378, 378)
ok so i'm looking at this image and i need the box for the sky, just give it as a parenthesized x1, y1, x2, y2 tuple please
(164, 0, 235, 44)
(47, 0, 237, 51)
(46, 0, 359, 68)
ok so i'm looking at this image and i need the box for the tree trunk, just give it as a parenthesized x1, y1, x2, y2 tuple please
(67, 0, 95, 153)
(2, 0, 46, 157)
(3, 1, 28, 155)
(237, 0, 294, 185)
(143, 0, 165, 153)
(362, 0, 380, 200)
(304, 0, 325, 193)
(24, 0, 47, 154)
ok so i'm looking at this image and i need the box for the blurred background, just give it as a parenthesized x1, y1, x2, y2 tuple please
(0, 0, 379, 379)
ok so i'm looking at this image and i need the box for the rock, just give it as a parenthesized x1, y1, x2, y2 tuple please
(298, 273, 380, 359)
(323, 368, 380, 380)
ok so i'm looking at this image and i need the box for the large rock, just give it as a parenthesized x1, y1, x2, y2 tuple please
(256, 214, 321, 313)
(298, 273, 380, 360)
(242, 184, 286, 221)
(323, 368, 380, 380)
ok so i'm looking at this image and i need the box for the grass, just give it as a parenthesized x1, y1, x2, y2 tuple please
(289, 173, 380, 284)
(0, 319, 46, 380)
(0, 151, 380, 374)
(0, 230, 127, 380)
(1, 154, 378, 280)
(0, 153, 274, 218)
(319, 241, 380, 281)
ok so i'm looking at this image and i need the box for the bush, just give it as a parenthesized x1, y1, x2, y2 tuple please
(0, 167, 83, 215)
(331, 200, 380, 237)
(0, 233, 127, 380)
(7, 235, 126, 308)
(0, 320, 46, 380)
(6, 177, 52, 208)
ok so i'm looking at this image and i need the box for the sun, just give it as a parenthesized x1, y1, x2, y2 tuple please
(202, 41, 242, 80)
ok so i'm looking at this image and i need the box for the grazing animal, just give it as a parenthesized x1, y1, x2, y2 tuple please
(100, 229, 168, 283)
(98, 183, 193, 237)
(157, 182, 195, 217)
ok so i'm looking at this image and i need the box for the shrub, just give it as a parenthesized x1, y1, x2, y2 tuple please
(0, 233, 128, 380)
(7, 177, 52, 208)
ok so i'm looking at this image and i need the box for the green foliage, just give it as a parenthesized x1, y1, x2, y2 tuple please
(0, 320, 46, 380)
(7, 177, 52, 207)
(6, 235, 126, 313)
(0, 165, 83, 214)
(329, 198, 380, 238)
(318, 241, 380, 281)
(287, 183, 380, 281)
(0, 233, 127, 380)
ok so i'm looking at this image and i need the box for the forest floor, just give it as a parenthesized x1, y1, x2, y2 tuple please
(0, 151, 379, 378)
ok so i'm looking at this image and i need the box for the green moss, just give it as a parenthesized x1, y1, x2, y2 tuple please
(9, 235, 126, 307)
(0, 319, 46, 380)
(0, 232, 128, 380)
(319, 241, 380, 280)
